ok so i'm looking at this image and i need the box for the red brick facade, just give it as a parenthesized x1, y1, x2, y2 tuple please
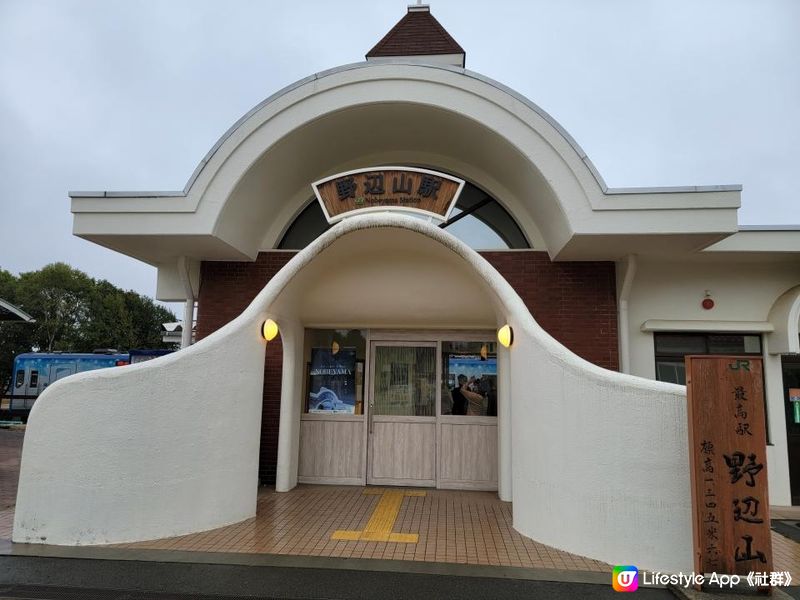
(196, 250, 618, 484)
(197, 252, 296, 484)
(481, 252, 619, 372)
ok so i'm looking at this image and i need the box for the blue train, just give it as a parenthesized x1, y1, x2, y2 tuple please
(1, 349, 173, 421)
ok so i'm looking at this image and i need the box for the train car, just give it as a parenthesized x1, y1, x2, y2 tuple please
(0, 350, 173, 422)
(128, 349, 173, 364)
(1, 349, 177, 421)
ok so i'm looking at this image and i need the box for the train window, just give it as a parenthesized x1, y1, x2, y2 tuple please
(29, 370, 38, 388)
(15, 370, 24, 388)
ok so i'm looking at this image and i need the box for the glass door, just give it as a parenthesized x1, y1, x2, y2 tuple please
(783, 356, 800, 505)
(367, 342, 437, 486)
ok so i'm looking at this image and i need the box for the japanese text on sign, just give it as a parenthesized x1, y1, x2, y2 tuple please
(686, 356, 771, 584)
(312, 167, 464, 223)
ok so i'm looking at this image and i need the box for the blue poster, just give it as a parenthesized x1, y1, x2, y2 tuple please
(307, 348, 356, 413)
(447, 354, 496, 380)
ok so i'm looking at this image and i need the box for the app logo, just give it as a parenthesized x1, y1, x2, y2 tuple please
(613, 565, 639, 592)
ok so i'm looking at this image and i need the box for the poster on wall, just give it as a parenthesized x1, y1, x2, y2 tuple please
(307, 348, 357, 413)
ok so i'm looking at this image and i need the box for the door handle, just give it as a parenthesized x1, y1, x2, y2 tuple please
(369, 398, 374, 434)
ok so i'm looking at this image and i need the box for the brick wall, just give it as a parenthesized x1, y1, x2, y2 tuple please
(480, 252, 618, 371)
(196, 250, 618, 484)
(197, 252, 296, 484)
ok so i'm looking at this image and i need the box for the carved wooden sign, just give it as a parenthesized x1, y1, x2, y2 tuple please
(312, 167, 465, 223)
(686, 356, 772, 581)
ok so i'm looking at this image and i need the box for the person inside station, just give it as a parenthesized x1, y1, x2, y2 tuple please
(451, 374, 485, 415)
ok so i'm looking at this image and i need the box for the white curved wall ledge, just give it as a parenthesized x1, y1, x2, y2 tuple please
(14, 214, 692, 572)
(69, 62, 741, 271)
(768, 285, 800, 354)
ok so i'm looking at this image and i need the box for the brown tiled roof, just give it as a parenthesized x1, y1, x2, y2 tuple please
(366, 8, 465, 59)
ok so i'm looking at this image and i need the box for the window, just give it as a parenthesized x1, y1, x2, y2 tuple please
(303, 329, 366, 414)
(439, 183, 528, 249)
(15, 370, 24, 388)
(279, 201, 331, 250)
(374, 345, 436, 417)
(654, 333, 762, 385)
(441, 340, 497, 416)
(654, 332, 768, 441)
(29, 370, 38, 388)
(278, 180, 529, 250)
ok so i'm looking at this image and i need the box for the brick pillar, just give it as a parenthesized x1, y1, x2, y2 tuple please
(260, 335, 282, 483)
(196, 252, 297, 485)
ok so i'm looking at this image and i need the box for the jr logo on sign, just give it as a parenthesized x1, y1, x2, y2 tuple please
(613, 565, 639, 592)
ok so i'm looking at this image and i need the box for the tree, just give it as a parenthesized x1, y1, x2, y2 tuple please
(16, 263, 93, 352)
(0, 263, 177, 389)
(0, 268, 31, 391)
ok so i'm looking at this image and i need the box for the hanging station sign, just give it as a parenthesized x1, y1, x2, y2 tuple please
(686, 356, 772, 588)
(312, 166, 465, 223)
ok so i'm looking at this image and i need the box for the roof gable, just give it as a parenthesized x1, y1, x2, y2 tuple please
(366, 5, 465, 64)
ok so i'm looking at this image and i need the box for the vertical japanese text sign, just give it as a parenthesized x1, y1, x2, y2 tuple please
(686, 356, 772, 580)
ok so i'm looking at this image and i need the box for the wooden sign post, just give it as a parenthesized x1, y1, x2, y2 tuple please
(686, 356, 772, 590)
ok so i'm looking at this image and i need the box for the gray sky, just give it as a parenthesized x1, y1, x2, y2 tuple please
(1, 0, 798, 308)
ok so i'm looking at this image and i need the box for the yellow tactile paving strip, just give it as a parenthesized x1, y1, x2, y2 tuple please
(333, 488, 425, 543)
(111, 486, 612, 569)
(3, 485, 800, 579)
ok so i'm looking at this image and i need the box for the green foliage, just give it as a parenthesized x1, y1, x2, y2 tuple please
(0, 268, 30, 392)
(0, 263, 176, 389)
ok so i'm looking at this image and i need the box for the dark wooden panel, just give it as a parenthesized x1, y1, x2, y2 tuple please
(315, 168, 462, 221)
(687, 356, 772, 582)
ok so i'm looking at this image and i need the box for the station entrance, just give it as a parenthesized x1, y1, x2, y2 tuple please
(298, 330, 499, 490)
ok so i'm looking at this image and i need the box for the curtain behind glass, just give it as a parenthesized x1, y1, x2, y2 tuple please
(373, 346, 436, 416)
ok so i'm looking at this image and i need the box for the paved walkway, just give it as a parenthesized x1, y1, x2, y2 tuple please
(0, 429, 23, 543)
(0, 429, 23, 511)
(116, 485, 610, 571)
(4, 429, 800, 582)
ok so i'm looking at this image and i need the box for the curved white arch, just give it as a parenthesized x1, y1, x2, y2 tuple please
(201, 67, 589, 257)
(71, 61, 741, 267)
(16, 213, 691, 572)
(768, 285, 800, 354)
(187, 62, 608, 200)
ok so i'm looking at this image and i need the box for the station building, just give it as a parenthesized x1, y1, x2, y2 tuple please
(14, 5, 800, 573)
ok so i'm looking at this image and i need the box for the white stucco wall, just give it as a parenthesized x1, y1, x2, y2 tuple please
(13, 323, 266, 545)
(624, 257, 800, 506)
(508, 327, 688, 572)
(16, 214, 693, 572)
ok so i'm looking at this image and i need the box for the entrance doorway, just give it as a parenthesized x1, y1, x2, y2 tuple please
(297, 330, 499, 490)
(367, 342, 437, 486)
(782, 356, 800, 505)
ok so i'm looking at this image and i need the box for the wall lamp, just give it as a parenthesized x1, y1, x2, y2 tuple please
(262, 319, 279, 341)
(497, 324, 514, 348)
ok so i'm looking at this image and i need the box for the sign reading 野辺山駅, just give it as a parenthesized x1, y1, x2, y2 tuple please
(312, 167, 465, 223)
(686, 356, 772, 583)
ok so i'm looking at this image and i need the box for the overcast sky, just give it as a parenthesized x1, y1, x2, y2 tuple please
(1, 0, 798, 311)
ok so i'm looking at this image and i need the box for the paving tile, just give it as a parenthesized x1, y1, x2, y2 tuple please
(4, 481, 800, 578)
(103, 485, 616, 572)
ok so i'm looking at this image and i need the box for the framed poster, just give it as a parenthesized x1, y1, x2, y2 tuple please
(307, 347, 357, 414)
